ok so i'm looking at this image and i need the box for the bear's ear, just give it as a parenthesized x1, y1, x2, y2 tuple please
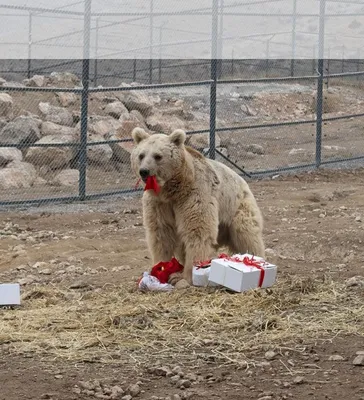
(169, 129, 186, 147)
(132, 127, 150, 144)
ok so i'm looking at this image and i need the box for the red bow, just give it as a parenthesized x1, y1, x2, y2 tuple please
(150, 257, 184, 284)
(135, 176, 160, 194)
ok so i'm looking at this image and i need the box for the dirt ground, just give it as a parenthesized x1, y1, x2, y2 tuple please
(1, 168, 364, 400)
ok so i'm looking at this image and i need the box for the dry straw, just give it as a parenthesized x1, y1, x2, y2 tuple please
(0, 275, 363, 368)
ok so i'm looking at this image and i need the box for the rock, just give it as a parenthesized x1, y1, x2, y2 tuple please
(56, 92, 78, 107)
(245, 144, 264, 155)
(118, 90, 153, 117)
(0, 116, 41, 146)
(33, 177, 47, 186)
(2, 81, 25, 88)
(353, 355, 364, 366)
(39, 268, 52, 275)
(104, 132, 132, 164)
(293, 376, 305, 384)
(265, 351, 276, 360)
(122, 396, 132, 400)
(345, 276, 364, 288)
(289, 148, 306, 155)
(0, 148, 23, 166)
(104, 101, 129, 119)
(18, 276, 36, 285)
(0, 77, 6, 86)
(179, 379, 191, 389)
(154, 366, 172, 377)
(0, 161, 37, 189)
(39, 102, 73, 127)
(26, 75, 45, 87)
(87, 134, 113, 165)
(127, 384, 140, 397)
(173, 395, 181, 400)
(355, 215, 362, 222)
(86, 116, 123, 137)
(0, 93, 13, 118)
(0, 118, 7, 131)
(49, 72, 80, 85)
(110, 385, 124, 399)
(25, 134, 77, 169)
(69, 281, 89, 289)
(118, 112, 148, 138)
(41, 121, 76, 137)
(52, 169, 79, 187)
(241, 104, 257, 116)
(186, 133, 221, 150)
(146, 114, 185, 134)
(329, 355, 344, 361)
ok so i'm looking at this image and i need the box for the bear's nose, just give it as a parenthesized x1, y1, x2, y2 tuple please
(139, 168, 150, 180)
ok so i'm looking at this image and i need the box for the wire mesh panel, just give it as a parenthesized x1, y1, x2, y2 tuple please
(1, 0, 364, 206)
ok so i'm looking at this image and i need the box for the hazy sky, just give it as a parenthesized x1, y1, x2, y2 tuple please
(0, 0, 364, 59)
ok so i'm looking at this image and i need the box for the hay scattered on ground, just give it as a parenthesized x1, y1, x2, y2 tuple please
(1, 275, 363, 368)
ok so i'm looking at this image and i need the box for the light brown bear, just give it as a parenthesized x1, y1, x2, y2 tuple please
(131, 127, 265, 287)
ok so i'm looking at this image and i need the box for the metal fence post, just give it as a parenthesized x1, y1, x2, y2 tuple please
(27, 11, 33, 79)
(209, 0, 219, 161)
(159, 25, 163, 84)
(217, 0, 224, 79)
(231, 49, 234, 77)
(79, 0, 92, 201)
(94, 17, 100, 87)
(315, 0, 326, 169)
(265, 39, 270, 77)
(149, 0, 154, 84)
(290, 0, 297, 77)
(341, 45, 345, 73)
(133, 58, 137, 82)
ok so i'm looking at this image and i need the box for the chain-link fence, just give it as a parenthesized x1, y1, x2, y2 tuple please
(0, 0, 364, 206)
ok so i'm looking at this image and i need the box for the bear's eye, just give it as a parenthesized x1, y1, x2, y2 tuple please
(154, 154, 162, 161)
(139, 153, 145, 161)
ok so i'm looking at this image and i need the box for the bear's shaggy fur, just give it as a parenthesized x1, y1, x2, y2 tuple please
(131, 127, 265, 285)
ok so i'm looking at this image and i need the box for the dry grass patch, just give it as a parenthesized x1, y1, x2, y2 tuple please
(1, 275, 363, 368)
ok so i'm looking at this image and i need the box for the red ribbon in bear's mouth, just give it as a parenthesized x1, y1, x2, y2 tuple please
(135, 176, 160, 194)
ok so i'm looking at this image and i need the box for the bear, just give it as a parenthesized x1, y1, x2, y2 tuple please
(130, 127, 265, 286)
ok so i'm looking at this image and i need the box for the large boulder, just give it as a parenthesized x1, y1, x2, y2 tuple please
(187, 132, 221, 150)
(117, 112, 148, 138)
(39, 102, 73, 127)
(145, 113, 185, 134)
(0, 148, 23, 167)
(49, 72, 80, 86)
(0, 116, 41, 146)
(0, 161, 37, 189)
(117, 90, 153, 117)
(25, 134, 77, 169)
(41, 121, 76, 137)
(104, 131, 132, 165)
(0, 93, 13, 118)
(87, 134, 113, 165)
(24, 75, 45, 87)
(51, 169, 79, 187)
(104, 101, 129, 119)
(56, 92, 78, 107)
(77, 116, 123, 137)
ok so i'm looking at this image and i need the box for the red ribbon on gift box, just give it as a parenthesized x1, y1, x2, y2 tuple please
(196, 253, 268, 288)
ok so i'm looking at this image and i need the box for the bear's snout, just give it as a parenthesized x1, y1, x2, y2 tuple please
(139, 168, 150, 182)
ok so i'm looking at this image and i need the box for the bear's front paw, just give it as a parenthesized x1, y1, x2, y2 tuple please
(168, 272, 183, 286)
(174, 279, 191, 290)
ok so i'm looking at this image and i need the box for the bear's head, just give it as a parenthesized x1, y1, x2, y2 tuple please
(130, 127, 187, 187)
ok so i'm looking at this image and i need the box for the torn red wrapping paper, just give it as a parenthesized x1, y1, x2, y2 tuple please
(145, 175, 160, 194)
(134, 175, 160, 194)
(150, 257, 184, 284)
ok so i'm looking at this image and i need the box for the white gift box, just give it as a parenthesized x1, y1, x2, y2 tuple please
(208, 254, 277, 293)
(192, 266, 220, 287)
(0, 283, 21, 306)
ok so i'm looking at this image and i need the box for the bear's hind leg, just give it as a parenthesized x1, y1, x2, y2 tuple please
(228, 203, 265, 258)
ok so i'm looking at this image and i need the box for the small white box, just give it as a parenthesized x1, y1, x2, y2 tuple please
(208, 254, 277, 293)
(192, 266, 220, 287)
(0, 283, 21, 306)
